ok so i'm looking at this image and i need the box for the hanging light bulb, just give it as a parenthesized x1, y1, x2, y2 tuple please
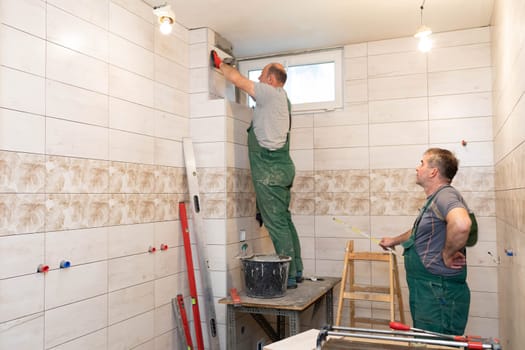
(414, 0, 432, 52)
(153, 4, 175, 35)
(159, 16, 173, 35)
(418, 35, 432, 52)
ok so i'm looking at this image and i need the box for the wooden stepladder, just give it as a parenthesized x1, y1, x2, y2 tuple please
(335, 240, 405, 327)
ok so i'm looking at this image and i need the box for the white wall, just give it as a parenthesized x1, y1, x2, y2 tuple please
(491, 0, 525, 348)
(0, 0, 190, 349)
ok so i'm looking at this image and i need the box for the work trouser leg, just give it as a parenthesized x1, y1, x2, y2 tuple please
(254, 181, 298, 278)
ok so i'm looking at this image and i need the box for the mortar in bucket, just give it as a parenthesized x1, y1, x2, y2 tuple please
(241, 254, 291, 298)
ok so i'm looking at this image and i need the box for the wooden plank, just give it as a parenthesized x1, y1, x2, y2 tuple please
(343, 292, 392, 302)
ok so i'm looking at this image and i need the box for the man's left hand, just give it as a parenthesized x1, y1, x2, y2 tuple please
(443, 251, 466, 269)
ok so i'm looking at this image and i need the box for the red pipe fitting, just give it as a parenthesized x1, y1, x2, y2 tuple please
(160, 244, 169, 251)
(148, 246, 156, 253)
(37, 264, 49, 273)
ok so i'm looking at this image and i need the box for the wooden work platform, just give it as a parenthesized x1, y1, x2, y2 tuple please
(219, 277, 340, 350)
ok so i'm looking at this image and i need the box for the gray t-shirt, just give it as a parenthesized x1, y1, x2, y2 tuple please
(253, 83, 289, 150)
(415, 186, 469, 276)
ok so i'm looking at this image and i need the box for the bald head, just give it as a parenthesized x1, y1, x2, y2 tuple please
(266, 63, 287, 85)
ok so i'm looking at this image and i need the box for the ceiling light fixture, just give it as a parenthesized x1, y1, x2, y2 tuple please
(153, 4, 175, 35)
(414, 0, 432, 52)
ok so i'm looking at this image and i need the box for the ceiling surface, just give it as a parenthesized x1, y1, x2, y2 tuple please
(167, 0, 494, 58)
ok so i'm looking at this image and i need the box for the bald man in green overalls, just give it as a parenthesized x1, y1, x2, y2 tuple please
(211, 51, 303, 289)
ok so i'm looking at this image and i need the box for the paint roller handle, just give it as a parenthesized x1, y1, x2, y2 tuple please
(210, 50, 222, 69)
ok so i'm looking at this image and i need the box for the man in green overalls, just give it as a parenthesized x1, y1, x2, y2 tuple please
(211, 50, 303, 289)
(380, 148, 472, 335)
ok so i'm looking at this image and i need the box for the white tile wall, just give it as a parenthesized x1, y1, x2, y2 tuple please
(108, 253, 155, 292)
(46, 80, 109, 126)
(47, 42, 109, 94)
(46, 118, 109, 159)
(1, 1, 191, 349)
(370, 97, 428, 123)
(44, 295, 108, 348)
(0, 274, 44, 323)
(46, 227, 108, 265)
(108, 282, 154, 325)
(109, 97, 156, 135)
(0, 108, 46, 153)
(45, 261, 108, 309)
(154, 138, 185, 167)
(368, 51, 426, 77)
(109, 129, 155, 164)
(109, 2, 153, 51)
(0, 314, 44, 350)
(1, 0, 46, 38)
(430, 117, 493, 143)
(314, 147, 369, 170)
(109, 34, 154, 78)
(428, 43, 491, 72)
(49, 329, 107, 350)
(46, 0, 109, 29)
(369, 121, 429, 146)
(107, 311, 154, 350)
(428, 67, 492, 96)
(0, 233, 44, 279)
(47, 4, 109, 61)
(0, 66, 45, 114)
(369, 73, 427, 100)
(109, 66, 154, 106)
(315, 125, 368, 148)
(0, 25, 45, 75)
(429, 92, 492, 119)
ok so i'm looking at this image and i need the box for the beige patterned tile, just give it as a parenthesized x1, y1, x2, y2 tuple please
(200, 193, 226, 218)
(46, 194, 109, 230)
(226, 192, 255, 218)
(154, 166, 186, 193)
(316, 192, 370, 216)
(370, 192, 423, 216)
(463, 191, 496, 217)
(226, 168, 252, 193)
(293, 171, 314, 192)
(495, 143, 525, 190)
(109, 194, 140, 225)
(47, 156, 108, 193)
(0, 194, 45, 235)
(291, 192, 315, 215)
(453, 166, 494, 191)
(199, 167, 226, 193)
(370, 168, 418, 192)
(315, 170, 369, 193)
(155, 194, 183, 222)
(0, 151, 45, 193)
(109, 162, 158, 193)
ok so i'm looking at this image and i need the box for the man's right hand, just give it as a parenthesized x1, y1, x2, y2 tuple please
(210, 50, 222, 69)
(379, 237, 396, 251)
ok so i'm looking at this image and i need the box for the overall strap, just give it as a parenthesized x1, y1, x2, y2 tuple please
(411, 185, 451, 235)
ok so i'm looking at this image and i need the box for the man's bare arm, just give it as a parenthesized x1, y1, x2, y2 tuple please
(220, 63, 255, 97)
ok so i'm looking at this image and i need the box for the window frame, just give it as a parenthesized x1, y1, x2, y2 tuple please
(239, 48, 343, 113)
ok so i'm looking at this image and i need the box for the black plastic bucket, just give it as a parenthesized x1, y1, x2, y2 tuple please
(241, 255, 291, 298)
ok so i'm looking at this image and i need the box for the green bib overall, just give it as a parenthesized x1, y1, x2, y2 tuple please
(402, 223, 470, 335)
(247, 123, 303, 279)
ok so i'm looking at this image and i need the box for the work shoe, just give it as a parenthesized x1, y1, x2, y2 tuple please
(296, 271, 304, 283)
(287, 277, 298, 289)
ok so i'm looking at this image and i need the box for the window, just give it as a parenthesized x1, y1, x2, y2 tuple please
(239, 48, 343, 113)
